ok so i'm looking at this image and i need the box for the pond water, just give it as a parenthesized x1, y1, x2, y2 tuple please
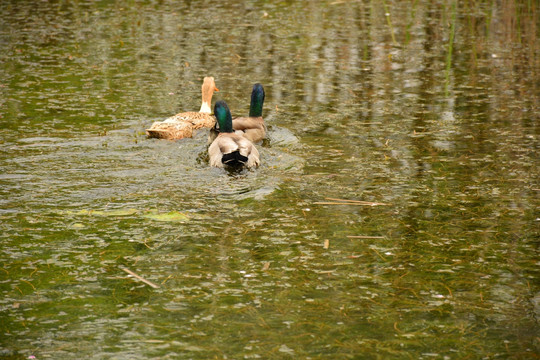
(0, 0, 538, 359)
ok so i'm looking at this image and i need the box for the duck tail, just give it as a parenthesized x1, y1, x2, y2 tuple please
(222, 150, 248, 167)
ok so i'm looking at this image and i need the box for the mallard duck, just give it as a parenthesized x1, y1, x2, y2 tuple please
(208, 101, 260, 169)
(146, 77, 219, 139)
(209, 83, 266, 144)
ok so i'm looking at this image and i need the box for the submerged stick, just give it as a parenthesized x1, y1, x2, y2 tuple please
(121, 267, 160, 289)
(371, 248, 386, 261)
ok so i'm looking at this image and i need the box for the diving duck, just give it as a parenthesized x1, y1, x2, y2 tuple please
(208, 101, 260, 169)
(146, 76, 219, 140)
(209, 83, 266, 144)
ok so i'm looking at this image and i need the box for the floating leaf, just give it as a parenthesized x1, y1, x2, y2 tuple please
(96, 209, 138, 216)
(142, 210, 189, 222)
(67, 209, 138, 217)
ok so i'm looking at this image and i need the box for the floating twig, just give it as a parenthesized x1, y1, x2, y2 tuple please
(330, 0, 360, 5)
(314, 202, 388, 206)
(347, 235, 386, 239)
(314, 197, 388, 206)
(325, 197, 388, 205)
(318, 270, 335, 274)
(121, 267, 159, 289)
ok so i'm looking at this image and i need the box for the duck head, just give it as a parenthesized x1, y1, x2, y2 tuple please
(248, 83, 265, 117)
(200, 77, 219, 113)
(214, 100, 233, 133)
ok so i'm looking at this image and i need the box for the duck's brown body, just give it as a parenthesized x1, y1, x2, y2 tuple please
(146, 77, 218, 140)
(230, 116, 266, 143)
(145, 120, 193, 139)
(164, 112, 216, 130)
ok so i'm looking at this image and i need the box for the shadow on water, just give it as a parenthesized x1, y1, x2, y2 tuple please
(0, 0, 538, 359)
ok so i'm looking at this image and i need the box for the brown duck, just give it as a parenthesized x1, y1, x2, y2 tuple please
(146, 77, 219, 140)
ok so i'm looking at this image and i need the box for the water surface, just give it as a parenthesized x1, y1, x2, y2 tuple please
(0, 0, 538, 359)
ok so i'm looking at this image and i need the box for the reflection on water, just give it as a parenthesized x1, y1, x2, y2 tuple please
(0, 0, 538, 359)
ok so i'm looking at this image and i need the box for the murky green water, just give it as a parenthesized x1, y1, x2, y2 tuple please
(1, 0, 538, 359)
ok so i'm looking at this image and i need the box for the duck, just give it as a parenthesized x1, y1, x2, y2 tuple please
(209, 83, 266, 144)
(146, 76, 219, 140)
(208, 100, 260, 169)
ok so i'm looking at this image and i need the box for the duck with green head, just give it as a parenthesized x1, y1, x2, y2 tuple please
(208, 101, 260, 169)
(209, 83, 266, 144)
